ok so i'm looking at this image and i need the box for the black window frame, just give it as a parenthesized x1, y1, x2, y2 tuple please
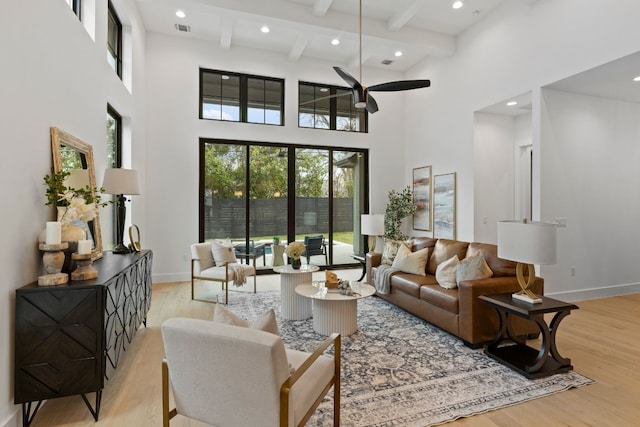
(199, 68, 285, 126)
(67, 0, 81, 19)
(106, 104, 122, 168)
(107, 1, 122, 78)
(106, 104, 122, 245)
(298, 81, 368, 133)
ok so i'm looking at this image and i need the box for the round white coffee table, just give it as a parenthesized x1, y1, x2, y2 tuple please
(295, 282, 375, 336)
(273, 264, 319, 320)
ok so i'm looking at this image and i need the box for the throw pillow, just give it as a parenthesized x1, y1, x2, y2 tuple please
(427, 239, 469, 275)
(456, 253, 493, 285)
(213, 305, 280, 336)
(381, 238, 411, 265)
(391, 245, 430, 276)
(435, 255, 460, 289)
(211, 240, 238, 267)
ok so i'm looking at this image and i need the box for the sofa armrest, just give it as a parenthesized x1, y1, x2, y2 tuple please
(366, 253, 382, 284)
(457, 276, 544, 346)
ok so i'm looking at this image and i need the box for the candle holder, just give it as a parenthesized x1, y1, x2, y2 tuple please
(71, 253, 98, 281)
(38, 242, 69, 286)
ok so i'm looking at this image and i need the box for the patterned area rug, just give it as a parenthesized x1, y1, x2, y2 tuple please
(226, 292, 593, 426)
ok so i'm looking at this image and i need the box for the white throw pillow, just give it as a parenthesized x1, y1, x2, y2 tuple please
(456, 253, 493, 285)
(435, 255, 460, 289)
(211, 240, 238, 267)
(213, 305, 280, 336)
(391, 245, 429, 276)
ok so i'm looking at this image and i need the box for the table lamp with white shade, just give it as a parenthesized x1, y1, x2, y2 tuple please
(102, 168, 140, 254)
(361, 214, 385, 253)
(497, 220, 557, 304)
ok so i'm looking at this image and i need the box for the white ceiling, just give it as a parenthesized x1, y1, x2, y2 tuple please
(135, 0, 509, 72)
(135, 0, 640, 111)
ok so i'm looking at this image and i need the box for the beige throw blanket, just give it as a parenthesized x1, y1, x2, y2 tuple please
(374, 264, 397, 294)
(230, 264, 246, 287)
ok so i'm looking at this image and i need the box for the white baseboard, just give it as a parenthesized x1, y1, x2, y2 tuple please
(2, 409, 19, 427)
(547, 282, 640, 302)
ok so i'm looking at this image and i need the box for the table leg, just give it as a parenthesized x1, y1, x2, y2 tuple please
(548, 310, 572, 366)
(280, 273, 312, 320)
(312, 299, 358, 336)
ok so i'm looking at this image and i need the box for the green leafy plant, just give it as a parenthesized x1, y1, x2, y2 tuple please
(384, 186, 416, 240)
(43, 170, 110, 223)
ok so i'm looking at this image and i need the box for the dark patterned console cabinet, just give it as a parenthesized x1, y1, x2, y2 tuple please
(14, 250, 153, 427)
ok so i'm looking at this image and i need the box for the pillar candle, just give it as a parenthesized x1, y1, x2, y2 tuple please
(46, 221, 62, 245)
(78, 239, 92, 255)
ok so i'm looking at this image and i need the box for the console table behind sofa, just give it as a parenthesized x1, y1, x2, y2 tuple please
(14, 250, 153, 427)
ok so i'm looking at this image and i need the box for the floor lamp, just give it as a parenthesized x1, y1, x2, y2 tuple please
(361, 214, 385, 254)
(497, 219, 557, 304)
(102, 168, 140, 254)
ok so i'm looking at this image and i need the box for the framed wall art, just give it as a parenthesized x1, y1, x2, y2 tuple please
(433, 172, 456, 239)
(412, 166, 431, 231)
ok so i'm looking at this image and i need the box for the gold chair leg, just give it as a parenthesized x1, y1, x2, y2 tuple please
(162, 359, 177, 427)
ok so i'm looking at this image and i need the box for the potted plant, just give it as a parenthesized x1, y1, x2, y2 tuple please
(384, 186, 416, 240)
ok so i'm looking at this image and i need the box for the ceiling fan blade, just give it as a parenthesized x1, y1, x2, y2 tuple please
(366, 94, 379, 114)
(368, 80, 431, 92)
(333, 66, 362, 89)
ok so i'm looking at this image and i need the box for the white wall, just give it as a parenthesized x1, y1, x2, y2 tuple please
(144, 33, 406, 282)
(540, 89, 640, 299)
(404, 0, 640, 298)
(472, 112, 516, 244)
(0, 1, 146, 425)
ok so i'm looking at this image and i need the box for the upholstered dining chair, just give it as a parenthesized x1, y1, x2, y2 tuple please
(302, 235, 328, 264)
(161, 317, 341, 427)
(190, 242, 256, 304)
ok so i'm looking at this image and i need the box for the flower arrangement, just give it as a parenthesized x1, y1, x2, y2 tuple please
(44, 170, 109, 224)
(285, 241, 306, 260)
(384, 186, 417, 240)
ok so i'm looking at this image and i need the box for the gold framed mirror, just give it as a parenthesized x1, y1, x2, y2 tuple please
(51, 127, 103, 260)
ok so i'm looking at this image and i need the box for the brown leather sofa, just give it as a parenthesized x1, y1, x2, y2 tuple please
(366, 237, 543, 347)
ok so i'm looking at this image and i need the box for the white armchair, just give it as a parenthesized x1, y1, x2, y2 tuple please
(190, 242, 256, 304)
(161, 318, 340, 427)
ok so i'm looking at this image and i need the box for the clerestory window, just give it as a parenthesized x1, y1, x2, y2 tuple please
(298, 82, 367, 133)
(107, 1, 122, 78)
(199, 68, 284, 126)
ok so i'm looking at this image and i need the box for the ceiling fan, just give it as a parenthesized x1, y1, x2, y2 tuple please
(333, 0, 431, 114)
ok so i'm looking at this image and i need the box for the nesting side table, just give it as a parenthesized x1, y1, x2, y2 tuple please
(273, 264, 318, 320)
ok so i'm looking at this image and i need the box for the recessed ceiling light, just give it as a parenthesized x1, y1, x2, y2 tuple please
(176, 10, 186, 18)
(331, 38, 340, 46)
(394, 51, 403, 57)
(453, 1, 464, 9)
(261, 26, 270, 33)
(320, 88, 329, 92)
(506, 101, 518, 106)
(633, 76, 640, 82)
(221, 75, 230, 80)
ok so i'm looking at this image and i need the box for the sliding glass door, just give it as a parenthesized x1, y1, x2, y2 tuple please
(200, 139, 368, 270)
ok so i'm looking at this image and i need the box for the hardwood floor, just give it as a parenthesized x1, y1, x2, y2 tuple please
(28, 277, 640, 426)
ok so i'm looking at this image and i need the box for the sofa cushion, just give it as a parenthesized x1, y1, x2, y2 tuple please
(435, 255, 459, 289)
(427, 239, 469, 275)
(419, 285, 459, 313)
(390, 273, 438, 298)
(456, 252, 493, 285)
(467, 242, 516, 277)
(391, 245, 430, 276)
(381, 239, 411, 265)
(410, 236, 437, 253)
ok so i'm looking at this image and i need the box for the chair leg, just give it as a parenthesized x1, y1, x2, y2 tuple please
(162, 360, 177, 427)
